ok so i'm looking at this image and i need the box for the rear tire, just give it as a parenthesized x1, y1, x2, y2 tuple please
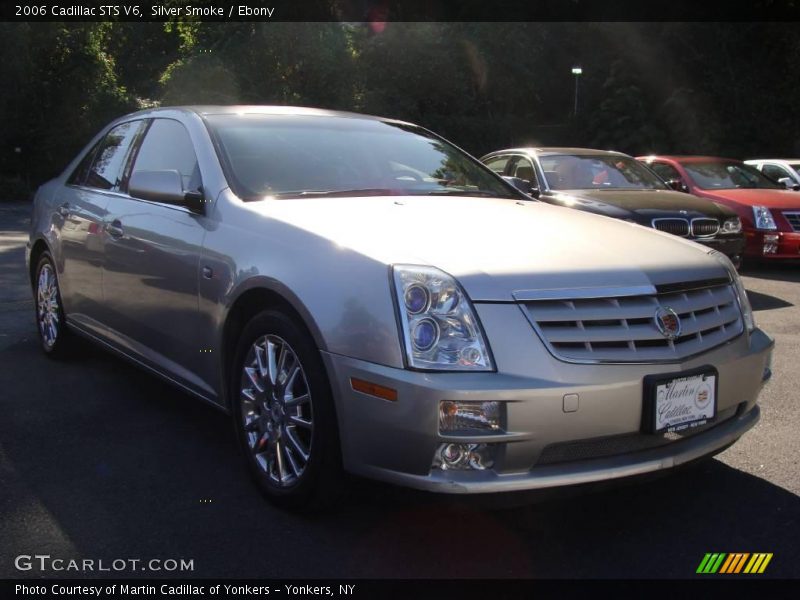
(33, 252, 73, 358)
(230, 309, 345, 511)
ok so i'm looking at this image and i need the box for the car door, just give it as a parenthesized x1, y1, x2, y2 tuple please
(56, 120, 145, 335)
(101, 118, 213, 398)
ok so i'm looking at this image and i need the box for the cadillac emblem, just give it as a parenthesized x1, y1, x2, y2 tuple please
(654, 306, 682, 340)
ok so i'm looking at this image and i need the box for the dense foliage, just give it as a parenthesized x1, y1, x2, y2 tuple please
(1, 21, 798, 198)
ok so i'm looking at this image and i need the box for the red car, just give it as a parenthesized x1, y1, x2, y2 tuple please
(637, 155, 800, 261)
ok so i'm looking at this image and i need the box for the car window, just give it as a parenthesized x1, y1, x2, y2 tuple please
(682, 162, 781, 190)
(131, 118, 202, 192)
(789, 163, 800, 174)
(67, 140, 101, 186)
(538, 155, 667, 190)
(204, 115, 518, 200)
(84, 121, 144, 191)
(509, 156, 539, 186)
(484, 155, 511, 175)
(648, 162, 682, 183)
(761, 164, 791, 182)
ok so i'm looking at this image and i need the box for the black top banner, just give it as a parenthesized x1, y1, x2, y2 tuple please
(3, 0, 800, 22)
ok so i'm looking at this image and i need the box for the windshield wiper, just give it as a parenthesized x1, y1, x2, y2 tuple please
(425, 189, 500, 197)
(268, 188, 394, 198)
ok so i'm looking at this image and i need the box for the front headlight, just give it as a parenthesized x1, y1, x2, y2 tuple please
(752, 206, 777, 230)
(722, 216, 742, 233)
(709, 250, 754, 333)
(392, 265, 494, 371)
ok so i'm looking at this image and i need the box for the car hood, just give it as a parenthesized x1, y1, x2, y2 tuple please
(696, 187, 800, 209)
(552, 189, 734, 218)
(247, 196, 728, 301)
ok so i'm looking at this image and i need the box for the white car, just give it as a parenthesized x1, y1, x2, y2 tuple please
(745, 159, 800, 190)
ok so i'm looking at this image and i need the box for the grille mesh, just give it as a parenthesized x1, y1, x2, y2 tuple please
(691, 218, 720, 237)
(652, 218, 689, 236)
(784, 211, 800, 232)
(523, 282, 743, 363)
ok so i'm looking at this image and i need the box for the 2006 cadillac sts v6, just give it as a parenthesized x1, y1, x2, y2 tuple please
(27, 106, 773, 508)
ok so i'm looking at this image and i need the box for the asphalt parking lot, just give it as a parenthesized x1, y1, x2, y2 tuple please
(1, 200, 798, 579)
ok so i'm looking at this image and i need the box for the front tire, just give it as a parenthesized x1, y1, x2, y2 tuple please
(231, 310, 344, 510)
(33, 252, 73, 357)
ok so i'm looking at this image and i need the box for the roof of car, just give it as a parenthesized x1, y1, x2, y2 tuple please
(638, 155, 740, 163)
(122, 105, 411, 125)
(487, 147, 628, 157)
(745, 158, 800, 163)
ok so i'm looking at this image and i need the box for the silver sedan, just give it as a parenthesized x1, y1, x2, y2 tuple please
(27, 106, 774, 509)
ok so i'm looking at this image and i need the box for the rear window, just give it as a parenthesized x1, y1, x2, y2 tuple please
(683, 162, 781, 190)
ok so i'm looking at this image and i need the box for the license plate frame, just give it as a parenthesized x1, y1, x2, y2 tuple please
(642, 366, 719, 434)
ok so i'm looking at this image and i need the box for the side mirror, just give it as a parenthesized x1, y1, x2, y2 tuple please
(667, 179, 688, 193)
(503, 175, 539, 198)
(129, 170, 206, 214)
(777, 177, 800, 191)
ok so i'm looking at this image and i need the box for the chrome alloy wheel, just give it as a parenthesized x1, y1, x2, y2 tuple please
(239, 335, 314, 487)
(37, 263, 60, 349)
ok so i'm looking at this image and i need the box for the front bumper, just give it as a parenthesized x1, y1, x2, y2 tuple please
(695, 234, 746, 265)
(322, 303, 773, 494)
(745, 229, 800, 259)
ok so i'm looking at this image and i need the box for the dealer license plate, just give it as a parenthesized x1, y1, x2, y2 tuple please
(643, 369, 717, 433)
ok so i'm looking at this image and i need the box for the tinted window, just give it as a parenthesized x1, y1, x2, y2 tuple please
(85, 121, 143, 191)
(205, 115, 518, 200)
(649, 162, 681, 182)
(484, 155, 511, 175)
(132, 119, 201, 192)
(510, 156, 538, 186)
(761, 164, 791, 182)
(68, 141, 101, 186)
(539, 155, 667, 190)
(683, 162, 781, 190)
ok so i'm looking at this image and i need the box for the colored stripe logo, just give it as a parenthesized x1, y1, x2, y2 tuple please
(697, 553, 773, 574)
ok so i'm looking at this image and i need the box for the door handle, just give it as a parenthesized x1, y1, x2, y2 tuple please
(106, 220, 124, 239)
(57, 203, 70, 217)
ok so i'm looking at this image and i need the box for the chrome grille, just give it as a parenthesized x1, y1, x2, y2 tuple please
(652, 218, 689, 236)
(691, 218, 719, 237)
(784, 211, 800, 232)
(521, 282, 744, 363)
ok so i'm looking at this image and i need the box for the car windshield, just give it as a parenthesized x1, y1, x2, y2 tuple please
(683, 161, 782, 190)
(203, 114, 518, 200)
(539, 154, 668, 191)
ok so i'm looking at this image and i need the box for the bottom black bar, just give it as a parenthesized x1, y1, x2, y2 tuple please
(2, 579, 797, 600)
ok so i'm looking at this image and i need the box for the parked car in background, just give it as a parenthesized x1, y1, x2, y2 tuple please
(744, 159, 800, 190)
(27, 107, 773, 510)
(638, 155, 800, 261)
(481, 148, 746, 267)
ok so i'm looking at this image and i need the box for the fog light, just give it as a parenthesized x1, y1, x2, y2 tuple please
(433, 443, 495, 470)
(439, 400, 501, 432)
(763, 234, 779, 255)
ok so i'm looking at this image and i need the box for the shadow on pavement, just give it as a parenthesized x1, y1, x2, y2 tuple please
(1, 335, 798, 579)
(748, 289, 793, 312)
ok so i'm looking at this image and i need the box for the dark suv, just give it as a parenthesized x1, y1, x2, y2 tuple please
(481, 147, 746, 267)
